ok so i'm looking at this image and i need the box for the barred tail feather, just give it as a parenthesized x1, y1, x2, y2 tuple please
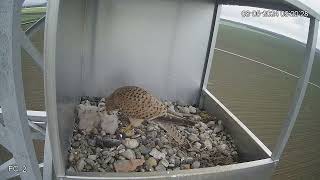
(156, 121, 185, 145)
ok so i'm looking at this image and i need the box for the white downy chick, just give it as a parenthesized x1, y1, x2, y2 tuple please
(78, 100, 100, 132)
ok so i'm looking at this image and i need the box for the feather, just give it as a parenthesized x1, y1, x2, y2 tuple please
(156, 121, 185, 145)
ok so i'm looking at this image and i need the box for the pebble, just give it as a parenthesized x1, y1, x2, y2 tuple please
(160, 159, 169, 167)
(66, 166, 76, 173)
(76, 159, 86, 171)
(102, 138, 121, 148)
(155, 164, 166, 171)
(68, 98, 239, 173)
(180, 164, 191, 170)
(120, 149, 136, 160)
(123, 138, 139, 149)
(199, 133, 210, 141)
(145, 157, 157, 169)
(113, 159, 145, 172)
(149, 148, 166, 160)
(193, 142, 202, 150)
(188, 134, 200, 142)
(192, 115, 202, 121)
(139, 145, 152, 155)
(88, 155, 97, 161)
(183, 157, 194, 164)
(191, 161, 201, 169)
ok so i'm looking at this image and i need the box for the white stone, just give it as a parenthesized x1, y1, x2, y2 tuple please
(160, 159, 169, 167)
(149, 148, 166, 160)
(120, 149, 136, 160)
(123, 138, 139, 149)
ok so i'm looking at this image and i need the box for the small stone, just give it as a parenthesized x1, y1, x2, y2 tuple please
(203, 139, 213, 150)
(191, 115, 202, 121)
(120, 149, 136, 160)
(155, 164, 166, 171)
(189, 106, 197, 114)
(207, 121, 216, 128)
(102, 150, 109, 156)
(98, 167, 106, 172)
(181, 164, 191, 170)
(183, 157, 193, 164)
(145, 157, 158, 169)
(160, 137, 169, 144)
(85, 158, 95, 166)
(167, 148, 174, 156)
(147, 125, 156, 132)
(102, 138, 121, 148)
(66, 166, 76, 174)
(218, 144, 229, 152)
(159, 159, 169, 167)
(191, 161, 201, 169)
(139, 145, 152, 155)
(188, 134, 200, 142)
(117, 144, 125, 151)
(76, 159, 86, 171)
(193, 142, 202, 150)
(123, 138, 139, 149)
(72, 141, 80, 148)
(187, 128, 198, 134)
(169, 157, 176, 164)
(113, 159, 145, 172)
(199, 122, 208, 129)
(147, 131, 157, 139)
(95, 147, 102, 154)
(88, 155, 97, 161)
(119, 149, 126, 154)
(88, 138, 96, 146)
(199, 133, 210, 141)
(149, 148, 166, 160)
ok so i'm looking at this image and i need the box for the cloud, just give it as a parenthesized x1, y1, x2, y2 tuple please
(221, 3, 320, 49)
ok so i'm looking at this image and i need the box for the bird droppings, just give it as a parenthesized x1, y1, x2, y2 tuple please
(67, 97, 239, 173)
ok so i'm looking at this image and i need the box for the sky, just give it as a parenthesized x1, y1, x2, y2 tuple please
(220, 0, 320, 49)
(23, 0, 320, 48)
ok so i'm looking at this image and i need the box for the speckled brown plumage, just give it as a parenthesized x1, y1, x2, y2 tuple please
(105, 86, 167, 122)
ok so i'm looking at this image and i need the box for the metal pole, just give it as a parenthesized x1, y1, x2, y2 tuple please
(0, 0, 42, 179)
(272, 17, 319, 161)
(198, 3, 221, 108)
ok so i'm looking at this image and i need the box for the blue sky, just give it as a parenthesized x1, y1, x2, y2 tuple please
(23, 0, 320, 48)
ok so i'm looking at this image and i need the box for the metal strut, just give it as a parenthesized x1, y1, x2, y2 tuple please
(0, 1, 51, 179)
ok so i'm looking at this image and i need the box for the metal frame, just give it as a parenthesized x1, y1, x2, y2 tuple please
(0, 0, 319, 179)
(0, 0, 51, 179)
(272, 17, 319, 161)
